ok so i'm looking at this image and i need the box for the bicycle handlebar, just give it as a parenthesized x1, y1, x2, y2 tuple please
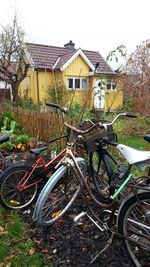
(64, 122, 104, 135)
(65, 112, 137, 135)
(125, 113, 137, 118)
(46, 102, 68, 113)
(104, 112, 137, 126)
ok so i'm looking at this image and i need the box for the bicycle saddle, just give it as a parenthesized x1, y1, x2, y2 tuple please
(0, 134, 9, 144)
(143, 134, 150, 143)
(30, 146, 48, 155)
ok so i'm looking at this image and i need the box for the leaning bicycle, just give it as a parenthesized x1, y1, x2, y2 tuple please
(33, 112, 150, 267)
(0, 103, 78, 210)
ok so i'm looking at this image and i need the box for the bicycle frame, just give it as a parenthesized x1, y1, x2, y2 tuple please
(18, 147, 78, 191)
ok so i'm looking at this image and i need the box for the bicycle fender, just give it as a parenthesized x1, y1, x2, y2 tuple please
(32, 157, 86, 221)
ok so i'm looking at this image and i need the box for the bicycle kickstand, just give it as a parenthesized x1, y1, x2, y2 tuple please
(90, 232, 114, 264)
(74, 212, 115, 264)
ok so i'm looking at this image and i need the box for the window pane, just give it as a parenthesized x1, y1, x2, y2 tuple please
(68, 78, 73, 89)
(82, 79, 87, 89)
(107, 79, 111, 90)
(112, 80, 117, 90)
(98, 79, 106, 89)
(75, 79, 80, 89)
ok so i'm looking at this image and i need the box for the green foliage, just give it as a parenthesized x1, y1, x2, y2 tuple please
(68, 103, 93, 121)
(107, 45, 127, 63)
(19, 96, 38, 110)
(1, 111, 15, 128)
(0, 141, 16, 151)
(14, 134, 30, 145)
(123, 96, 133, 111)
(47, 81, 73, 106)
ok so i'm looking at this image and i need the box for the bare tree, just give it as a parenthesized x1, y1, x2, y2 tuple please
(120, 40, 150, 115)
(0, 13, 29, 108)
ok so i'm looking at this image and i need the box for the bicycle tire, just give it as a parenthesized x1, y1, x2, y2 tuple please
(117, 191, 150, 266)
(0, 164, 38, 210)
(33, 157, 86, 226)
(89, 151, 113, 202)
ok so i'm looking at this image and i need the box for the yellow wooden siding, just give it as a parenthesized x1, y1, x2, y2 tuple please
(19, 68, 37, 101)
(105, 90, 123, 111)
(64, 55, 90, 76)
(37, 71, 53, 102)
(19, 68, 54, 103)
(62, 55, 90, 106)
(104, 77, 123, 111)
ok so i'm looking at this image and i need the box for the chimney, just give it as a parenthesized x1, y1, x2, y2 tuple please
(64, 40, 75, 51)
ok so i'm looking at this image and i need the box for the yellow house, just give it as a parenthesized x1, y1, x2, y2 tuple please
(20, 41, 123, 111)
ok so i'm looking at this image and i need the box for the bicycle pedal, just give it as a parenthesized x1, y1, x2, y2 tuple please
(73, 211, 87, 223)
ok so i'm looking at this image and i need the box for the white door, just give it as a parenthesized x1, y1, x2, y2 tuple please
(94, 79, 105, 109)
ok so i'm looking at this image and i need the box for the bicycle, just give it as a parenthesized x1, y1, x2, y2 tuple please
(87, 114, 150, 202)
(0, 103, 79, 210)
(32, 113, 150, 266)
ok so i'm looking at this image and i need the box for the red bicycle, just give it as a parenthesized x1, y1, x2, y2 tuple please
(0, 103, 78, 210)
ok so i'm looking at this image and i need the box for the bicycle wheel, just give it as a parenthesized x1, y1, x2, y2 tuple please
(89, 151, 112, 201)
(118, 191, 150, 266)
(0, 164, 38, 209)
(33, 157, 86, 226)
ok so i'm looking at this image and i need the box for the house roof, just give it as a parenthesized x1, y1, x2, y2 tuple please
(25, 42, 115, 75)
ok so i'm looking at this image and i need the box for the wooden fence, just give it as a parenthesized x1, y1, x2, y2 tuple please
(11, 107, 66, 142)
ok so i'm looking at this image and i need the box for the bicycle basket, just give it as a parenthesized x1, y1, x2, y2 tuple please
(76, 119, 115, 153)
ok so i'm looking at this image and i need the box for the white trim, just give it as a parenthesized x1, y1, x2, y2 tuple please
(24, 45, 35, 69)
(60, 48, 95, 71)
(67, 77, 88, 90)
(52, 56, 61, 70)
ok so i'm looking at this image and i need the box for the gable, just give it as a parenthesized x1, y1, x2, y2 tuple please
(64, 55, 91, 76)
(60, 49, 95, 72)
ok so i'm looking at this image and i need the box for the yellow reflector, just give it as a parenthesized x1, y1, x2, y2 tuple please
(10, 200, 20, 205)
(52, 210, 61, 218)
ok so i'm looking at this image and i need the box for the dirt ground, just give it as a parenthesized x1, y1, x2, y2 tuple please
(20, 197, 134, 267)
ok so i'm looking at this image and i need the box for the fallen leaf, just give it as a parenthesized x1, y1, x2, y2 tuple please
(0, 230, 8, 236)
(41, 248, 48, 253)
(29, 248, 36, 256)
(46, 255, 53, 260)
(6, 263, 11, 267)
(5, 255, 15, 260)
(52, 248, 57, 254)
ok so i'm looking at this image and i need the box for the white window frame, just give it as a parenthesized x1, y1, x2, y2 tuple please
(67, 77, 88, 90)
(106, 79, 117, 91)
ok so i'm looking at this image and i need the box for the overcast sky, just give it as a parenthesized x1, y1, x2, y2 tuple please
(0, 0, 150, 68)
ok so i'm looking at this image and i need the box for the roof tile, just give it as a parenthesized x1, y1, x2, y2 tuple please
(26, 43, 114, 74)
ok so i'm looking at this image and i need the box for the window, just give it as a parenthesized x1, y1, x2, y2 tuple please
(75, 79, 80, 89)
(82, 79, 88, 89)
(68, 78, 73, 89)
(107, 79, 117, 90)
(67, 77, 88, 90)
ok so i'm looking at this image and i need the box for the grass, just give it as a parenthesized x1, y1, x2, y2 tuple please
(118, 135, 149, 150)
(0, 207, 52, 267)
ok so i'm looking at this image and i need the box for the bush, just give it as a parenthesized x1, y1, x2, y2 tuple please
(47, 81, 73, 106)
